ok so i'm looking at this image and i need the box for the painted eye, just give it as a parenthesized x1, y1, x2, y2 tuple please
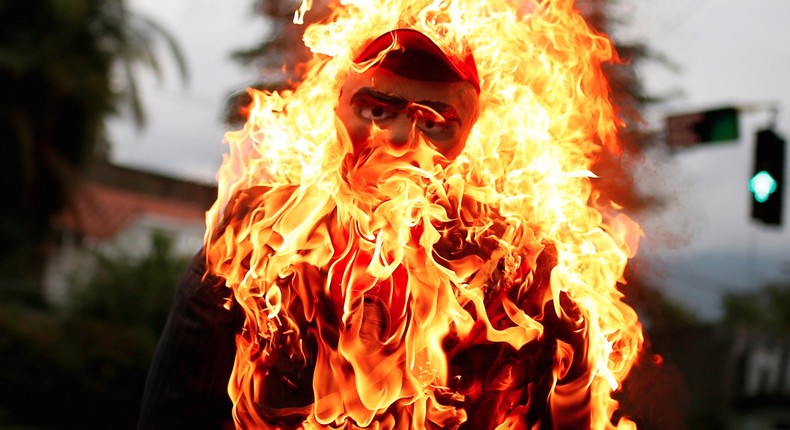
(359, 106, 396, 121)
(416, 118, 455, 140)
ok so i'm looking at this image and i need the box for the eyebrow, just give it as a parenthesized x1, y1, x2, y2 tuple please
(350, 88, 460, 122)
(350, 88, 408, 110)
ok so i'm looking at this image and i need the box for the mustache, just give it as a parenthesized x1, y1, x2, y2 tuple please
(342, 147, 440, 197)
(343, 144, 446, 181)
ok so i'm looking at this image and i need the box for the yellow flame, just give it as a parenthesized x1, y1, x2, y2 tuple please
(205, 0, 645, 428)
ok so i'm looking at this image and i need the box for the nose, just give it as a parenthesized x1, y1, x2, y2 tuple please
(382, 115, 416, 150)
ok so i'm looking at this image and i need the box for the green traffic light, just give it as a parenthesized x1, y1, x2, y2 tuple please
(749, 170, 777, 203)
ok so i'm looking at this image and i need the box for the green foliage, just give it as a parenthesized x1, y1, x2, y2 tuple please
(721, 281, 790, 335)
(0, 304, 154, 430)
(67, 231, 189, 334)
(0, 231, 190, 430)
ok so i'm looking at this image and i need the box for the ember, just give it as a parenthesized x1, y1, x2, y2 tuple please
(204, 0, 644, 428)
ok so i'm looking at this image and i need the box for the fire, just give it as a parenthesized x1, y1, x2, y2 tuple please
(205, 0, 644, 428)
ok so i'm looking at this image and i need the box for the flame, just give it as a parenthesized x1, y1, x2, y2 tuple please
(205, 0, 644, 428)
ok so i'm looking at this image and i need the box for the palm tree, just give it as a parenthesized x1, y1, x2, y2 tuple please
(0, 0, 187, 292)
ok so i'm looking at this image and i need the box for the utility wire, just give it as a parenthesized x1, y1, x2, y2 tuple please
(655, 0, 714, 42)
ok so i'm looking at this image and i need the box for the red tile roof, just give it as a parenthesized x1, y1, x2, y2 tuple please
(57, 182, 208, 241)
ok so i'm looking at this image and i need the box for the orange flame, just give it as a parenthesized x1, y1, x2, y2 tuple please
(205, 0, 644, 428)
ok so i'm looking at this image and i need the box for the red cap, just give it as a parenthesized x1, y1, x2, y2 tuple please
(353, 29, 480, 93)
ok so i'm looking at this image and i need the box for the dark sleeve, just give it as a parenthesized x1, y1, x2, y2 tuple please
(137, 251, 242, 430)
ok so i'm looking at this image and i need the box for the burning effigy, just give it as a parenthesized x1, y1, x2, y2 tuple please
(203, 0, 644, 428)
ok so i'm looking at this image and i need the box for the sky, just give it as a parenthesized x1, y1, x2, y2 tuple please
(108, 0, 790, 320)
(108, 0, 262, 183)
(613, 0, 790, 319)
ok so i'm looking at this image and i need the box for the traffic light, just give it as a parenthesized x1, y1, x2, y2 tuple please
(749, 128, 785, 225)
(666, 107, 739, 149)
